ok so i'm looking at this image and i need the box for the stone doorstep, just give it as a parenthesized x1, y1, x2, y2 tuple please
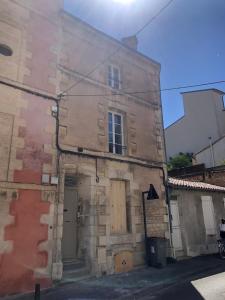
(176, 255, 192, 261)
(62, 259, 93, 285)
(63, 259, 86, 271)
(63, 266, 90, 280)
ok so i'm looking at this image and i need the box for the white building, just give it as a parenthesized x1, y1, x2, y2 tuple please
(195, 135, 225, 168)
(165, 89, 225, 160)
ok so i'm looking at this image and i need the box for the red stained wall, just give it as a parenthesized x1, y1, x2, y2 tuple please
(0, 0, 60, 296)
(14, 95, 53, 184)
(0, 190, 51, 296)
(5, 95, 55, 295)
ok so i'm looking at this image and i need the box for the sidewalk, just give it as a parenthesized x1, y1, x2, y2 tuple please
(3, 255, 225, 300)
(192, 271, 225, 300)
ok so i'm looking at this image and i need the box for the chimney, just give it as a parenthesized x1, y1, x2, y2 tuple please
(121, 35, 138, 51)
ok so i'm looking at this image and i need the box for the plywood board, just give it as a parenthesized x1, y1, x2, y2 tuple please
(110, 180, 127, 234)
(115, 251, 133, 273)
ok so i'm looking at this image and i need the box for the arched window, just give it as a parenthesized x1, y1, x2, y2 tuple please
(0, 44, 13, 56)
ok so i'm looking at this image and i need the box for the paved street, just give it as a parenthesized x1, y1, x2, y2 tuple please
(4, 255, 225, 300)
(192, 271, 225, 300)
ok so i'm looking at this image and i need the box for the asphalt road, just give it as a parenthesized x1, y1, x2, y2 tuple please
(4, 255, 225, 300)
(143, 282, 203, 300)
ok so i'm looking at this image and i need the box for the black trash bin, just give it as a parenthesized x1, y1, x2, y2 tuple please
(146, 237, 167, 268)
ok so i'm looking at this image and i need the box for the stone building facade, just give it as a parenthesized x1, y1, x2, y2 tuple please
(168, 177, 225, 258)
(0, 0, 168, 296)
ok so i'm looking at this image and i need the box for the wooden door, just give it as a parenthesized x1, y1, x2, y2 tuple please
(170, 200, 183, 251)
(115, 251, 133, 273)
(62, 188, 79, 261)
(110, 180, 127, 234)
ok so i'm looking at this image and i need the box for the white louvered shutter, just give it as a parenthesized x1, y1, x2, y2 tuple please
(201, 196, 216, 235)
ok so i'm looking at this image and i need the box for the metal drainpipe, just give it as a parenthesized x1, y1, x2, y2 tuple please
(209, 137, 215, 167)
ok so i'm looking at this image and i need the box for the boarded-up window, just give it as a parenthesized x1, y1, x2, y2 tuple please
(201, 196, 216, 235)
(110, 180, 127, 234)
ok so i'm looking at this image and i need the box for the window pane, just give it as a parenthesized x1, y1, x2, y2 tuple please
(113, 67, 119, 80)
(113, 68, 120, 89)
(108, 66, 112, 87)
(108, 121, 113, 133)
(115, 124, 121, 134)
(114, 114, 121, 125)
(109, 132, 113, 143)
(108, 111, 124, 155)
(108, 112, 112, 123)
(115, 144, 123, 154)
(115, 134, 122, 145)
(108, 66, 112, 78)
(109, 143, 113, 153)
(114, 80, 120, 89)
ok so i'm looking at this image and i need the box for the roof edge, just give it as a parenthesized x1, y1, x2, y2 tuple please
(195, 134, 225, 155)
(61, 10, 161, 68)
(165, 115, 185, 130)
(168, 177, 225, 193)
(181, 88, 225, 95)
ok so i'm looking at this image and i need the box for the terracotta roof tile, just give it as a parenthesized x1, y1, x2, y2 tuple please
(168, 177, 225, 192)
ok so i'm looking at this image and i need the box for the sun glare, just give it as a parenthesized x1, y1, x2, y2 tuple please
(113, 0, 135, 5)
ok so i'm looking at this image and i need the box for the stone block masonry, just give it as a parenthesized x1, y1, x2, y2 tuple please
(0, 87, 58, 296)
(0, 0, 60, 294)
(57, 156, 168, 277)
(0, 0, 169, 297)
(0, 190, 51, 296)
(14, 95, 54, 185)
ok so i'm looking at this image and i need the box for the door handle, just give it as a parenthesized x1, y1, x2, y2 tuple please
(64, 209, 68, 212)
(76, 211, 89, 224)
(77, 212, 89, 218)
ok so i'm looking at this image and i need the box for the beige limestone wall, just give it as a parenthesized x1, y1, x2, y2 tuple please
(60, 13, 160, 102)
(53, 10, 167, 278)
(58, 12, 164, 163)
(53, 154, 168, 277)
(59, 80, 163, 162)
(0, 0, 168, 290)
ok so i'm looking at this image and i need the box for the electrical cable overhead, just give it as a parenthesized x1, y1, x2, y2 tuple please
(59, 0, 175, 96)
(64, 80, 225, 97)
(135, 0, 174, 36)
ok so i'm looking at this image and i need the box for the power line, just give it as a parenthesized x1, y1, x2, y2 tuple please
(60, 0, 175, 96)
(135, 0, 174, 36)
(64, 80, 225, 97)
(0, 78, 58, 101)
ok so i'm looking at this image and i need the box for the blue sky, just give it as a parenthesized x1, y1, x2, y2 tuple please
(64, 0, 225, 128)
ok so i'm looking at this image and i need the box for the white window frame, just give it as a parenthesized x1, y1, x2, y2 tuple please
(108, 65, 121, 89)
(108, 111, 124, 155)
